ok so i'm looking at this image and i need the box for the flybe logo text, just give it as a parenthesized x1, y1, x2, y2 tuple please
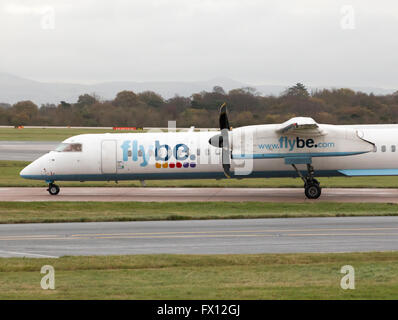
(120, 140, 195, 167)
(258, 137, 335, 151)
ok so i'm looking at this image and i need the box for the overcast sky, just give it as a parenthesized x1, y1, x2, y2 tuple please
(0, 0, 397, 88)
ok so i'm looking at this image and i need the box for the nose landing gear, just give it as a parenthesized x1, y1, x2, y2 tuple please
(47, 183, 60, 195)
(292, 164, 322, 199)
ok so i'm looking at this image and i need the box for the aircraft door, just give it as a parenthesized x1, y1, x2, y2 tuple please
(231, 128, 254, 176)
(101, 140, 117, 174)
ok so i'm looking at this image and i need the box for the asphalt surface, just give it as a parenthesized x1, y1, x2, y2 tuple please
(2, 187, 398, 202)
(0, 141, 58, 161)
(0, 217, 397, 257)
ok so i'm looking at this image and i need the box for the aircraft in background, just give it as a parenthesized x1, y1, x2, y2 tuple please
(21, 103, 395, 199)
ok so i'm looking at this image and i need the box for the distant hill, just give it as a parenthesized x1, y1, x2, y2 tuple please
(0, 73, 395, 106)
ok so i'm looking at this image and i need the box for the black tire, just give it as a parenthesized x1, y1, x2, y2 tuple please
(305, 183, 321, 199)
(48, 184, 60, 195)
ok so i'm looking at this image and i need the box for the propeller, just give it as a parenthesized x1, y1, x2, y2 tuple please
(219, 102, 230, 130)
(209, 103, 231, 178)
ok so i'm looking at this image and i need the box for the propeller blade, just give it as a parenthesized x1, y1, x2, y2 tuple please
(219, 102, 230, 130)
(221, 128, 231, 178)
(210, 103, 231, 178)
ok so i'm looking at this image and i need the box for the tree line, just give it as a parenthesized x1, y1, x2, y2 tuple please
(1, 83, 398, 128)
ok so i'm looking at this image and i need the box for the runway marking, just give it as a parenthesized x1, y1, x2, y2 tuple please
(0, 237, 68, 241)
(0, 226, 397, 241)
(284, 232, 398, 237)
(91, 232, 398, 239)
(69, 227, 398, 237)
(0, 250, 58, 258)
(0, 234, 59, 239)
(2, 232, 392, 241)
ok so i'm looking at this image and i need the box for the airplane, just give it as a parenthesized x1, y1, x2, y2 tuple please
(21, 103, 394, 200)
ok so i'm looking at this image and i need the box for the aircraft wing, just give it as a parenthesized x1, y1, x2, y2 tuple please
(276, 117, 324, 136)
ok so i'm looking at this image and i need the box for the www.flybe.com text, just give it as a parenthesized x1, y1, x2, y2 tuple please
(258, 136, 335, 151)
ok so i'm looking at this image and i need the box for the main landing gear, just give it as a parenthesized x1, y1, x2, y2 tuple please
(291, 164, 322, 199)
(47, 182, 60, 195)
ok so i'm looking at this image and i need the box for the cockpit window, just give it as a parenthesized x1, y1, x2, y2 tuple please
(55, 143, 82, 152)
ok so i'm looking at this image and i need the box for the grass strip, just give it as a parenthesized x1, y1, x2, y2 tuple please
(0, 128, 143, 141)
(1, 252, 397, 299)
(1, 201, 398, 224)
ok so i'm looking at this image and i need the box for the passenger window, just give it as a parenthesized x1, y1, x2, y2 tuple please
(381, 145, 386, 152)
(392, 145, 396, 152)
(55, 143, 82, 152)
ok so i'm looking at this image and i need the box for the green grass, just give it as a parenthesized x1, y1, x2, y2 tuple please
(3, 160, 398, 188)
(0, 127, 214, 141)
(0, 127, 130, 141)
(1, 252, 397, 299)
(1, 201, 398, 224)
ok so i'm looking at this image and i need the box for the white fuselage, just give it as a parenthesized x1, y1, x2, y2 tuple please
(20, 124, 398, 182)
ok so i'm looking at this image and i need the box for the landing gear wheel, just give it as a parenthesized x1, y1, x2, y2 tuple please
(47, 183, 60, 195)
(305, 183, 321, 199)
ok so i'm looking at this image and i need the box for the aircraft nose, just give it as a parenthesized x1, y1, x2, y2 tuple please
(20, 162, 35, 178)
(20, 158, 45, 179)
